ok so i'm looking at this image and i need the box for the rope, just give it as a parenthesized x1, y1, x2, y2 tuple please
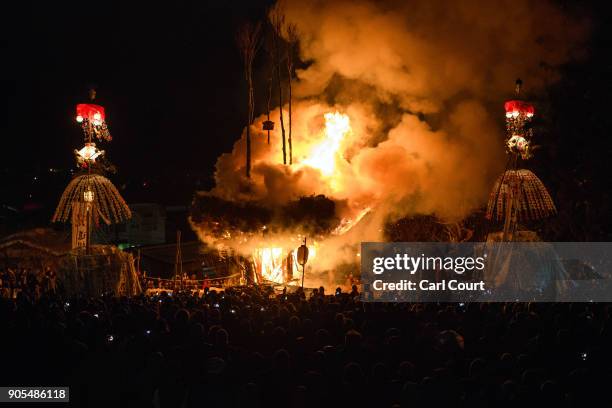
(484, 154, 513, 240)
(143, 273, 242, 285)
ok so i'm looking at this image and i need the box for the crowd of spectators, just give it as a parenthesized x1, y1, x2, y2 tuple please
(0, 266, 57, 299)
(2, 284, 611, 407)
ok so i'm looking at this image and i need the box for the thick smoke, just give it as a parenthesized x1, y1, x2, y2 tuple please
(287, 0, 587, 110)
(195, 0, 587, 277)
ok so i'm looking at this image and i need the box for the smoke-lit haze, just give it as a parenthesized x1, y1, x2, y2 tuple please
(193, 0, 587, 275)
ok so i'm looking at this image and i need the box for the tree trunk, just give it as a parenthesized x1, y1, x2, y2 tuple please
(288, 69, 292, 165)
(236, 22, 261, 179)
(276, 43, 286, 165)
(246, 64, 255, 178)
(246, 107, 251, 178)
(267, 71, 272, 145)
(285, 24, 298, 166)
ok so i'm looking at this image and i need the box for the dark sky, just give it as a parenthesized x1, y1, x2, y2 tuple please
(1, 0, 272, 207)
(1, 0, 612, 239)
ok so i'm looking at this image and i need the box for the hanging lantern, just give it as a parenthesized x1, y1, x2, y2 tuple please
(76, 103, 112, 142)
(76, 104, 105, 123)
(262, 120, 275, 131)
(83, 189, 95, 203)
(504, 100, 535, 119)
(506, 135, 531, 160)
(296, 243, 309, 266)
(504, 99, 535, 159)
(486, 169, 556, 222)
(75, 142, 104, 167)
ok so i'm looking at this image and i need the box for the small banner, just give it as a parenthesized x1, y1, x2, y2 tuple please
(71, 202, 87, 249)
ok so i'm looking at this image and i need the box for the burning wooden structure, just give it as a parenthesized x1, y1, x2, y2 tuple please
(190, 194, 338, 284)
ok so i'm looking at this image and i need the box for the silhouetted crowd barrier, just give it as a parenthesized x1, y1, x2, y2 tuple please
(1, 282, 611, 407)
(142, 274, 243, 292)
(0, 267, 243, 300)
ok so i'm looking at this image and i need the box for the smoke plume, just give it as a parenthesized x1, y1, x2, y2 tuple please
(193, 0, 587, 278)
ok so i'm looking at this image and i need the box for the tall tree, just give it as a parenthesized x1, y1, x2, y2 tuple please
(269, 4, 287, 165)
(264, 29, 275, 146)
(285, 23, 298, 165)
(266, 64, 273, 145)
(236, 22, 262, 178)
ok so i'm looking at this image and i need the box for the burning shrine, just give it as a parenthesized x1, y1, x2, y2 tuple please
(190, 109, 373, 287)
(190, 194, 336, 285)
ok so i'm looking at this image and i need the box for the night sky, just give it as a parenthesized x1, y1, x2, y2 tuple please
(1, 0, 272, 208)
(1, 0, 611, 239)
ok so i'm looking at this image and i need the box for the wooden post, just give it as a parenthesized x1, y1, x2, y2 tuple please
(300, 238, 307, 289)
(174, 230, 182, 291)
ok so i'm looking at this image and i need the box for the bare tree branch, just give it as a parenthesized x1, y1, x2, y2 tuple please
(236, 22, 262, 178)
(285, 23, 298, 165)
(269, 2, 287, 165)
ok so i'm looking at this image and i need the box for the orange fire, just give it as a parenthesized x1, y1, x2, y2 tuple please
(301, 111, 351, 177)
(252, 247, 284, 283)
(252, 244, 317, 284)
(194, 108, 369, 284)
(333, 206, 371, 235)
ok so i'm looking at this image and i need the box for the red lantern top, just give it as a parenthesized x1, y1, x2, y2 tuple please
(504, 100, 535, 117)
(76, 104, 106, 123)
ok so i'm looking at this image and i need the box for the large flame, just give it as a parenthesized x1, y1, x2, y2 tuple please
(252, 244, 317, 284)
(253, 247, 284, 283)
(301, 111, 351, 177)
(197, 105, 377, 284)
